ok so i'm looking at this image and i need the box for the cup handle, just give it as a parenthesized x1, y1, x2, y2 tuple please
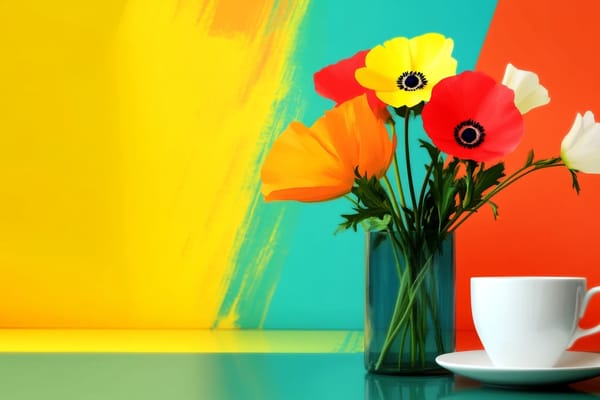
(570, 286, 600, 346)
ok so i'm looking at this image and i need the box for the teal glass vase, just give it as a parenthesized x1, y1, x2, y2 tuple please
(364, 231, 455, 374)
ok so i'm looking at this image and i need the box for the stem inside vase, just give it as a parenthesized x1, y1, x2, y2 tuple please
(365, 231, 455, 374)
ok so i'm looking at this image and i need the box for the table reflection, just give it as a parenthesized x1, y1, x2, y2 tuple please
(0, 352, 597, 399)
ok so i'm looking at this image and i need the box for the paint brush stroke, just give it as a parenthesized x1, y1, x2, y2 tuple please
(108, 0, 309, 327)
(214, 0, 310, 328)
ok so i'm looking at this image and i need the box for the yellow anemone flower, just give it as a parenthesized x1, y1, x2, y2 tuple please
(355, 33, 457, 108)
(261, 95, 396, 202)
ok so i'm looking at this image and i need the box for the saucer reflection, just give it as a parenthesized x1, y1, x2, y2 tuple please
(365, 373, 598, 400)
(441, 387, 598, 400)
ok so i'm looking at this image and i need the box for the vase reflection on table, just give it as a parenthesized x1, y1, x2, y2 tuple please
(365, 373, 453, 400)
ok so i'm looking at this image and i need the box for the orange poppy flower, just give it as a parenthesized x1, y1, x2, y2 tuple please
(261, 95, 396, 202)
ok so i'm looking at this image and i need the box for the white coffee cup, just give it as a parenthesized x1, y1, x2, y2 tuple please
(471, 276, 600, 368)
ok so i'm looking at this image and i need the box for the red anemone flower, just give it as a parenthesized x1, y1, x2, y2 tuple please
(422, 71, 524, 162)
(314, 51, 389, 120)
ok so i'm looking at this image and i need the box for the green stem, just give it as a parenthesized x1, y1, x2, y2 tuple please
(381, 188, 412, 252)
(343, 194, 359, 207)
(377, 233, 409, 358)
(416, 161, 435, 234)
(390, 122, 408, 210)
(374, 249, 436, 370)
(386, 229, 405, 278)
(383, 176, 407, 234)
(426, 256, 444, 354)
(397, 315, 410, 367)
(374, 268, 426, 370)
(373, 230, 413, 370)
(403, 108, 418, 211)
(446, 159, 565, 233)
(420, 291, 427, 367)
(374, 251, 410, 369)
(382, 176, 400, 215)
(417, 162, 434, 214)
(410, 309, 416, 366)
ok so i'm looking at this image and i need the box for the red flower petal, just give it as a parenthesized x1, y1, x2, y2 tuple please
(422, 71, 524, 162)
(314, 51, 389, 120)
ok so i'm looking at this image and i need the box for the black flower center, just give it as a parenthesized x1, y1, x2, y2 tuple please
(454, 119, 485, 148)
(396, 71, 427, 91)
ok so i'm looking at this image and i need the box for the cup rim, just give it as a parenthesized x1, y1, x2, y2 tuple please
(471, 276, 585, 281)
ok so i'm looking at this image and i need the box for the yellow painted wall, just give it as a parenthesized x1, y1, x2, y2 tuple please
(0, 0, 307, 327)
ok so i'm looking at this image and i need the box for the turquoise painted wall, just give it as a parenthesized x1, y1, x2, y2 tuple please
(261, 0, 498, 329)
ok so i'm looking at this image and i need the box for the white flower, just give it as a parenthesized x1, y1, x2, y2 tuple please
(561, 111, 600, 173)
(502, 63, 550, 114)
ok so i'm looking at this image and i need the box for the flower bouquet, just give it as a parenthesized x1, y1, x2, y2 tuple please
(260, 33, 599, 373)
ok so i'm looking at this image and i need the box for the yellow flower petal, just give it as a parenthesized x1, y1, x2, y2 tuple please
(355, 33, 457, 108)
(355, 67, 398, 92)
(365, 37, 411, 80)
(409, 33, 454, 70)
(421, 57, 457, 89)
(375, 88, 425, 108)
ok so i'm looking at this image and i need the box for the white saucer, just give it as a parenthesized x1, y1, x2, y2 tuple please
(436, 350, 600, 387)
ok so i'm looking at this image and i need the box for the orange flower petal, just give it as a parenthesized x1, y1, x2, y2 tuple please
(261, 95, 395, 203)
(263, 185, 351, 202)
(261, 122, 353, 202)
(352, 98, 396, 178)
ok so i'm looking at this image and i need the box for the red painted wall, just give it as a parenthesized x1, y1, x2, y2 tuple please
(456, 0, 600, 350)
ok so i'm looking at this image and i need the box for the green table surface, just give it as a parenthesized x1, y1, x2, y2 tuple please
(0, 353, 598, 400)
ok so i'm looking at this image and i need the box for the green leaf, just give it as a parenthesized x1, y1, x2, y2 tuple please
(419, 140, 440, 161)
(525, 150, 534, 166)
(393, 101, 425, 118)
(461, 161, 476, 208)
(475, 162, 505, 193)
(569, 169, 581, 195)
(409, 101, 425, 117)
(338, 169, 395, 232)
(464, 162, 505, 210)
(419, 140, 463, 229)
(534, 157, 562, 167)
(360, 215, 392, 232)
(488, 201, 499, 219)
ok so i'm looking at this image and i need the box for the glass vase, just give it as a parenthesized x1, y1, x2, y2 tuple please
(364, 231, 455, 374)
